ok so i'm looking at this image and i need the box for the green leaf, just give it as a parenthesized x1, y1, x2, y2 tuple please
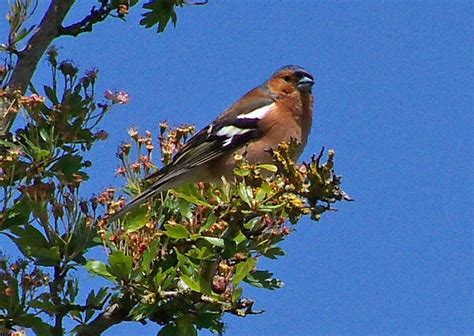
(245, 270, 284, 290)
(129, 303, 156, 321)
(124, 205, 149, 233)
(180, 274, 200, 292)
(85, 260, 115, 281)
(262, 246, 285, 259)
(2, 199, 31, 229)
(256, 163, 278, 173)
(39, 127, 49, 142)
(108, 251, 133, 280)
(6, 225, 61, 264)
(176, 315, 197, 336)
(141, 239, 159, 272)
(194, 311, 225, 334)
(186, 245, 213, 260)
(174, 184, 208, 206)
(50, 154, 83, 180)
(29, 297, 56, 315)
(233, 258, 256, 286)
(21, 136, 50, 160)
(177, 198, 192, 218)
(175, 249, 192, 268)
(158, 324, 180, 336)
(66, 278, 79, 302)
(15, 314, 53, 336)
(232, 286, 243, 303)
(8, 224, 48, 248)
(233, 167, 251, 177)
(201, 236, 224, 248)
(154, 267, 175, 289)
(199, 212, 216, 233)
(238, 183, 253, 206)
(44, 85, 59, 105)
(163, 223, 190, 239)
(30, 246, 61, 264)
(255, 187, 267, 203)
(140, 0, 180, 33)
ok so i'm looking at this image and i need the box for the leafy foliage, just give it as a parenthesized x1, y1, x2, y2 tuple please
(86, 125, 352, 334)
(0, 48, 122, 334)
(140, 0, 208, 33)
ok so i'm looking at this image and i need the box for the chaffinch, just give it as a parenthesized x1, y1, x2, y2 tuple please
(109, 65, 314, 221)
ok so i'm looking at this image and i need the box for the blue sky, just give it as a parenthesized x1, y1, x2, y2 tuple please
(1, 1, 472, 335)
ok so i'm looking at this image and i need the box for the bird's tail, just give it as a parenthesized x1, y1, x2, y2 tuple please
(106, 184, 162, 223)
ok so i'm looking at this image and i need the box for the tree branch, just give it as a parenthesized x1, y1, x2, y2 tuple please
(7, 0, 75, 92)
(76, 296, 134, 336)
(1, 0, 75, 136)
(59, 3, 112, 37)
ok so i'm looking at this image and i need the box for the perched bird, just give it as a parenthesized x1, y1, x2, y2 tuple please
(109, 65, 314, 221)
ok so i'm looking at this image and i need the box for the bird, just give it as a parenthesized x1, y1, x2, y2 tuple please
(108, 65, 314, 222)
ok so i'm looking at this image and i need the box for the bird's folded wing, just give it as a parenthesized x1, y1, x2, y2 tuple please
(146, 97, 276, 185)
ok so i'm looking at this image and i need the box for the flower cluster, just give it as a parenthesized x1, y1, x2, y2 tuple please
(104, 90, 130, 105)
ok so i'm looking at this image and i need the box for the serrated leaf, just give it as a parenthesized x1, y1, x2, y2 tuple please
(29, 298, 56, 315)
(176, 315, 197, 336)
(194, 311, 225, 334)
(262, 246, 285, 259)
(245, 270, 284, 290)
(140, 0, 179, 33)
(233, 167, 251, 177)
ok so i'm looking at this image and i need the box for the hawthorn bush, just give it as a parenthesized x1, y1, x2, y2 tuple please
(0, 1, 351, 335)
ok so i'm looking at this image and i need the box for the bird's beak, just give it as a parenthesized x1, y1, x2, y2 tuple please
(297, 75, 314, 91)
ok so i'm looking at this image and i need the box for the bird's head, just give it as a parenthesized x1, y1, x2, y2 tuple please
(269, 65, 315, 94)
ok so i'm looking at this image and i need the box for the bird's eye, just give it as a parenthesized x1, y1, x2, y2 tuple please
(283, 75, 291, 82)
